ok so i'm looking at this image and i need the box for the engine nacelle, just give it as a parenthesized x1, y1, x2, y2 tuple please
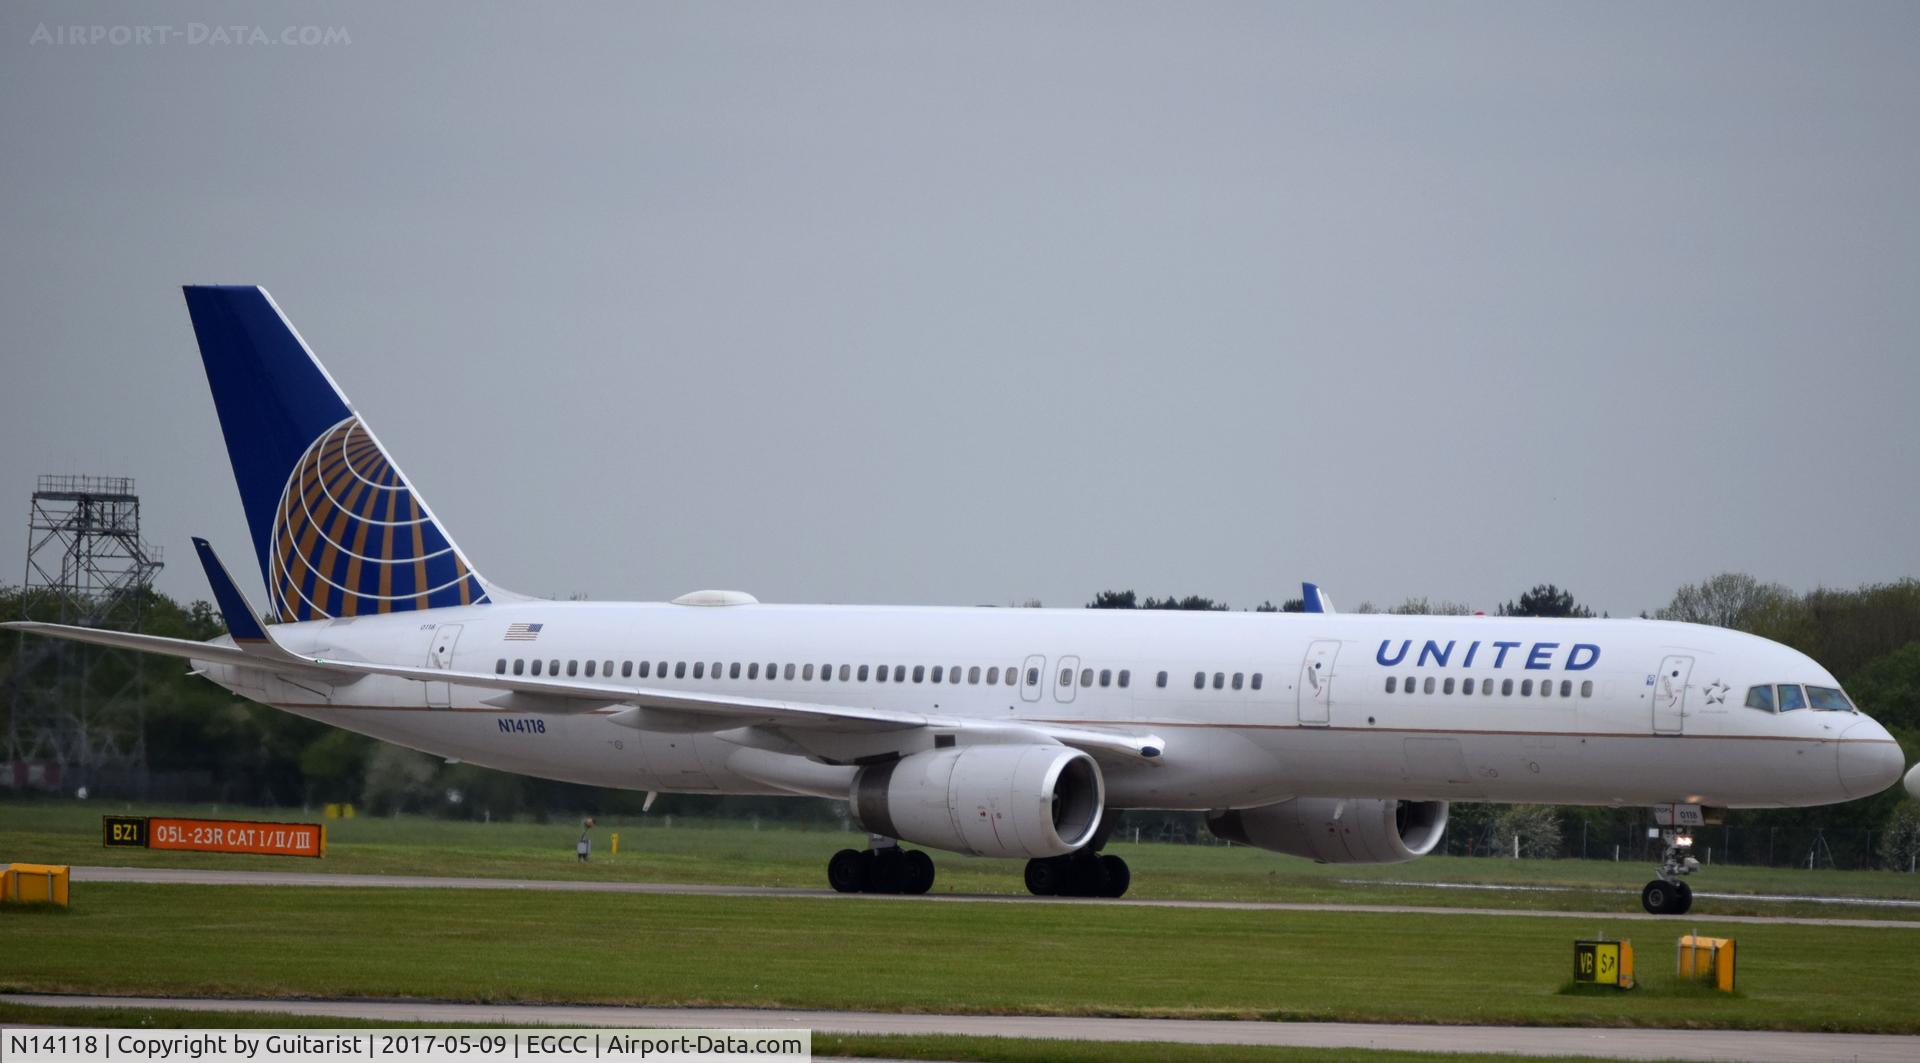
(850, 744, 1104, 859)
(1208, 798, 1448, 864)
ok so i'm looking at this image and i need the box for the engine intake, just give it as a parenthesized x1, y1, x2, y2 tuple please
(851, 744, 1104, 859)
(1208, 798, 1448, 864)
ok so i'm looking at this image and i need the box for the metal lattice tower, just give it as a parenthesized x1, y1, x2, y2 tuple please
(5, 475, 164, 792)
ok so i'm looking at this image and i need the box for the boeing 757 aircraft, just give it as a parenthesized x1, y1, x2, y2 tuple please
(10, 287, 1907, 913)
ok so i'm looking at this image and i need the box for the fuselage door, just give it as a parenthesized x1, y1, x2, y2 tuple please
(425, 623, 463, 708)
(1020, 654, 1045, 703)
(1653, 654, 1693, 735)
(1297, 639, 1339, 726)
(1054, 655, 1081, 704)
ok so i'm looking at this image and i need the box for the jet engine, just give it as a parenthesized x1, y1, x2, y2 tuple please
(1207, 797, 1448, 864)
(850, 744, 1104, 859)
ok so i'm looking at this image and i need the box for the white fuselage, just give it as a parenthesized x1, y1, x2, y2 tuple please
(197, 602, 1896, 812)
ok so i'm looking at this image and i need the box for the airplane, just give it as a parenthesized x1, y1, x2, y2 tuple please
(8, 286, 1907, 914)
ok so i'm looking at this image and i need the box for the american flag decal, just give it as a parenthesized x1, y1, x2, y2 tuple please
(504, 622, 544, 641)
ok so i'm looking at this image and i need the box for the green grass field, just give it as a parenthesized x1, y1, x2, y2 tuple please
(0, 1002, 1666, 1063)
(2, 882, 1916, 1033)
(5, 800, 1918, 920)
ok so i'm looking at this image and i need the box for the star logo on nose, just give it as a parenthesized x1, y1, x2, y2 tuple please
(1703, 680, 1729, 705)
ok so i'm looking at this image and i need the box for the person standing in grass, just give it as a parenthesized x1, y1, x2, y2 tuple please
(577, 816, 594, 862)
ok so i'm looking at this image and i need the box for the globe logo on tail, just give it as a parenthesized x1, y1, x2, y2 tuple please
(268, 416, 488, 620)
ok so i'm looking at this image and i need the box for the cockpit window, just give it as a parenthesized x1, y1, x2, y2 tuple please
(1744, 684, 1774, 711)
(1776, 683, 1807, 712)
(1806, 686, 1854, 711)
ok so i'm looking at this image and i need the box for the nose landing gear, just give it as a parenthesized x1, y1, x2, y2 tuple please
(1641, 829, 1700, 914)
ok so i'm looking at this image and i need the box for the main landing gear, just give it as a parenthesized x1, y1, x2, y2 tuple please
(1024, 851, 1131, 898)
(827, 839, 935, 895)
(1641, 829, 1700, 915)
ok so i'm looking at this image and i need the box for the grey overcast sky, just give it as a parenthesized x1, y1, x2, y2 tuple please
(2, 2, 1916, 618)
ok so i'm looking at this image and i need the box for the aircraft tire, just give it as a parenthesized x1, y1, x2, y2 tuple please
(1642, 880, 1676, 915)
(869, 848, 906, 894)
(1670, 880, 1693, 914)
(827, 848, 866, 893)
(901, 850, 935, 895)
(1070, 852, 1110, 897)
(1099, 854, 1130, 898)
(1024, 856, 1064, 896)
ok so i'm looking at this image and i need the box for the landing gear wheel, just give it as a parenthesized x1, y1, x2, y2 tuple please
(1025, 856, 1065, 896)
(1069, 852, 1111, 898)
(1642, 879, 1691, 915)
(1098, 854, 1130, 898)
(827, 848, 867, 893)
(869, 848, 906, 894)
(901, 850, 935, 895)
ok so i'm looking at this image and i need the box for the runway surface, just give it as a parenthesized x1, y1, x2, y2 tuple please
(70, 866, 1920, 929)
(8, 994, 1918, 1063)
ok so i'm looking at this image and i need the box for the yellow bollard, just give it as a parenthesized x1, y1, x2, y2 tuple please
(611, 832, 619, 856)
(1, 863, 71, 908)
(1677, 935, 1736, 991)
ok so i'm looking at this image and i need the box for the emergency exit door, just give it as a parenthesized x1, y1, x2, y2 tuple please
(425, 624, 463, 708)
(1653, 655, 1692, 735)
(1297, 640, 1339, 726)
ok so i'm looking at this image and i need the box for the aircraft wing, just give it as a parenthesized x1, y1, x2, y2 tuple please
(2, 620, 1163, 763)
(298, 651, 1165, 761)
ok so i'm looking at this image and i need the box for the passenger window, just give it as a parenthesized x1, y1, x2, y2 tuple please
(711, 661, 722, 679)
(1560, 680, 1572, 697)
(1119, 669, 1130, 688)
(1213, 672, 1225, 690)
(660, 661, 670, 678)
(1807, 686, 1852, 711)
(1099, 669, 1112, 688)
(803, 664, 815, 681)
(1501, 678, 1513, 696)
(745, 662, 757, 680)
(968, 666, 981, 684)
(950, 666, 961, 685)
(512, 659, 525, 676)
(1007, 666, 1019, 686)
(1423, 676, 1435, 694)
(1250, 673, 1261, 691)
(1057, 668, 1070, 687)
(1520, 679, 1533, 696)
(1386, 676, 1397, 693)
(930, 665, 943, 683)
(639, 660, 651, 679)
(584, 660, 596, 677)
(729, 662, 741, 680)
(1081, 668, 1094, 687)
(562, 660, 574, 677)
(1580, 680, 1593, 698)
(894, 665, 906, 682)
(1482, 678, 1493, 695)
(1231, 672, 1244, 690)
(781, 663, 794, 680)
(840, 665, 851, 681)
(1157, 671, 1168, 688)
(495, 658, 507, 675)
(532, 659, 543, 676)
(692, 662, 704, 679)
(603, 659, 614, 676)
(1194, 672, 1205, 690)
(622, 661, 633, 678)
(1460, 679, 1473, 697)
(550, 659, 561, 675)
(1442, 677, 1455, 695)
(912, 665, 925, 683)
(1405, 676, 1415, 694)
(1026, 667, 1040, 687)
(983, 666, 996, 685)
(1777, 684, 1807, 711)
(856, 664, 869, 681)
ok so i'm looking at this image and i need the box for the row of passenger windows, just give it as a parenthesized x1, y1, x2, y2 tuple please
(496, 657, 1031, 686)
(1385, 675, 1594, 699)
(491, 657, 1277, 695)
(1745, 683, 1853, 713)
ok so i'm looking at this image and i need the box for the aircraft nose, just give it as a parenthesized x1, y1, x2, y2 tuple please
(1838, 720, 1904, 798)
(1906, 761, 1920, 801)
